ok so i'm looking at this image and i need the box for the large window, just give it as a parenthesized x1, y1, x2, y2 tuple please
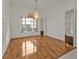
(21, 17, 37, 32)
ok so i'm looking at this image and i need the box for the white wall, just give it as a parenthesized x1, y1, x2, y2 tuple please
(2, 0, 11, 56)
(58, 49, 77, 59)
(47, 4, 65, 40)
(47, 0, 76, 41)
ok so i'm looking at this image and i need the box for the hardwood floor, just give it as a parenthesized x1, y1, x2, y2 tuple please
(3, 36, 75, 59)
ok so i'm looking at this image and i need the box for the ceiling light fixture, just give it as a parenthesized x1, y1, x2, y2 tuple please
(27, 0, 40, 20)
(33, 0, 40, 19)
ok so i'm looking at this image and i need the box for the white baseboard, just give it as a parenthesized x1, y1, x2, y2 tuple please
(46, 35, 65, 41)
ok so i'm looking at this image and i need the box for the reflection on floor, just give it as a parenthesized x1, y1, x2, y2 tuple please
(22, 40, 37, 56)
(3, 35, 75, 59)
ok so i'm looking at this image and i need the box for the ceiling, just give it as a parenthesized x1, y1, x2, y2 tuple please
(10, 0, 70, 10)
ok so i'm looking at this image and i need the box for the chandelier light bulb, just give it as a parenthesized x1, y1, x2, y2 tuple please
(33, 11, 39, 19)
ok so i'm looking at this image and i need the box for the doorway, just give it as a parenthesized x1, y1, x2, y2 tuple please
(65, 9, 77, 47)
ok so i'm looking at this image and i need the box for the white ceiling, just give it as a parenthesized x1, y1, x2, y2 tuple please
(10, 0, 70, 9)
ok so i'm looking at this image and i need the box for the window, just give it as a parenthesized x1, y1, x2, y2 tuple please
(21, 17, 37, 32)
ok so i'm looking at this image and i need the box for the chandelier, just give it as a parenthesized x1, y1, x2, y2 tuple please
(27, 0, 40, 19)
